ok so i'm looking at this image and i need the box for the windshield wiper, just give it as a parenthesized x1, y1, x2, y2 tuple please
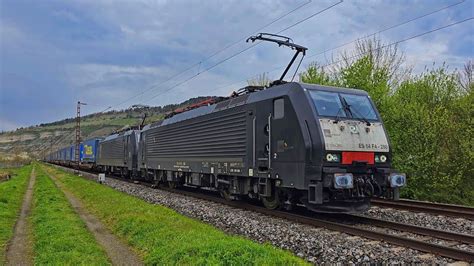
(352, 107, 372, 126)
(333, 105, 345, 124)
(341, 97, 371, 126)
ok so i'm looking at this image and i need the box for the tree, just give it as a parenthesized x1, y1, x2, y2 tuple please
(459, 60, 473, 92)
(299, 37, 473, 205)
(300, 63, 337, 86)
(247, 72, 271, 87)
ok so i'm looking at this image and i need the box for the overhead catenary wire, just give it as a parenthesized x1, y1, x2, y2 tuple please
(250, 0, 469, 77)
(198, 0, 344, 76)
(305, 0, 467, 60)
(101, 0, 313, 112)
(201, 1, 471, 93)
(204, 0, 313, 61)
(143, 0, 471, 103)
(317, 17, 474, 69)
(276, 0, 343, 33)
(142, 0, 344, 104)
(147, 0, 464, 102)
(193, 16, 474, 97)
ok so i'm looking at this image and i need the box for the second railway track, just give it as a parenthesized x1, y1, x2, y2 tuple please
(371, 198, 474, 220)
(343, 214, 474, 245)
(53, 164, 474, 263)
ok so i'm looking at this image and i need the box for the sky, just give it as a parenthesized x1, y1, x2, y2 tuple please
(0, 0, 473, 131)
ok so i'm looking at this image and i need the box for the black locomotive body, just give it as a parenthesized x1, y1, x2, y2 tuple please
(97, 129, 140, 176)
(137, 82, 405, 212)
(45, 82, 405, 213)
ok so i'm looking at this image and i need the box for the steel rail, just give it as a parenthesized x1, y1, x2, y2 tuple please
(343, 214, 474, 245)
(397, 199, 474, 213)
(50, 164, 474, 262)
(371, 198, 474, 220)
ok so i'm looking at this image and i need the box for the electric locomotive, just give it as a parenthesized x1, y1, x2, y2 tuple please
(137, 81, 405, 212)
(97, 130, 140, 177)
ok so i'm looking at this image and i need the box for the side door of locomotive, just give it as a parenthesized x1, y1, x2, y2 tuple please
(253, 99, 273, 174)
(256, 97, 291, 172)
(270, 97, 303, 173)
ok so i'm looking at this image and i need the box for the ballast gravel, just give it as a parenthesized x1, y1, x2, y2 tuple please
(97, 177, 469, 264)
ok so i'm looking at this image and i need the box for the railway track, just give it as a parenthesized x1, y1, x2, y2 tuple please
(342, 214, 474, 245)
(51, 164, 474, 262)
(371, 198, 474, 220)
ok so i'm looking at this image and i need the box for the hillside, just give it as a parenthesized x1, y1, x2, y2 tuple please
(0, 96, 216, 160)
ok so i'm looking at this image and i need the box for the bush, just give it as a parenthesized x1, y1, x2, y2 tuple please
(300, 39, 473, 205)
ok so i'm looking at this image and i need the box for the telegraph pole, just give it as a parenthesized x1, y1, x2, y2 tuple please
(75, 101, 87, 173)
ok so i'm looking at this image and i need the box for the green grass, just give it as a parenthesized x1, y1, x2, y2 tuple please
(0, 164, 32, 264)
(31, 166, 110, 265)
(42, 164, 308, 265)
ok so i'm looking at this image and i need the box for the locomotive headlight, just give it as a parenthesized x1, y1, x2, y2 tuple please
(326, 153, 340, 162)
(389, 173, 406, 187)
(334, 173, 353, 189)
(375, 154, 388, 163)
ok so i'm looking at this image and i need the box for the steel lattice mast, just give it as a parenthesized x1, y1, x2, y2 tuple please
(75, 101, 86, 172)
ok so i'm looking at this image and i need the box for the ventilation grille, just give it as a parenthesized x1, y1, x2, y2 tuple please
(146, 111, 247, 158)
(99, 138, 124, 160)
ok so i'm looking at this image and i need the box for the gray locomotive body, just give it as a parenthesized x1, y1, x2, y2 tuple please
(97, 129, 140, 176)
(138, 82, 405, 212)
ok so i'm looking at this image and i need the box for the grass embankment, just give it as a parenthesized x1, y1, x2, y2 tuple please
(0, 165, 32, 263)
(31, 167, 110, 265)
(42, 165, 307, 265)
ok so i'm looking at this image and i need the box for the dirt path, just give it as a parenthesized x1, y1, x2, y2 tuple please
(6, 168, 35, 266)
(47, 173, 143, 266)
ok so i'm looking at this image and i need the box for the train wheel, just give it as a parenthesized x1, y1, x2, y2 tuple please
(262, 190, 281, 210)
(219, 188, 232, 200)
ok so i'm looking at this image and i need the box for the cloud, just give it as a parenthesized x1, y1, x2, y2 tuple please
(0, 0, 472, 129)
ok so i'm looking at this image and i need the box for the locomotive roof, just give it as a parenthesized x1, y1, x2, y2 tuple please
(83, 137, 103, 142)
(302, 83, 369, 96)
(102, 129, 138, 142)
(142, 82, 369, 132)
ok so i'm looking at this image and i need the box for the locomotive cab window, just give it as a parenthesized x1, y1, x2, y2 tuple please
(273, 98, 284, 119)
(309, 90, 379, 121)
(340, 94, 378, 120)
(309, 91, 346, 118)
